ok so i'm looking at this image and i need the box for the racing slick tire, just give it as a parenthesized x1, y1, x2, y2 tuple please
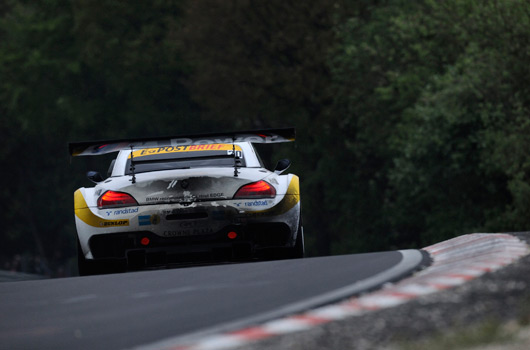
(258, 216, 304, 260)
(286, 221, 305, 259)
(77, 239, 95, 276)
(77, 238, 123, 275)
(77, 238, 103, 276)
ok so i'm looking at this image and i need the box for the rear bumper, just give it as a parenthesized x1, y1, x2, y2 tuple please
(75, 176, 301, 265)
(88, 222, 294, 266)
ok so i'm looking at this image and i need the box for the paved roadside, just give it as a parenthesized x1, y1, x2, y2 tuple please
(0, 270, 48, 282)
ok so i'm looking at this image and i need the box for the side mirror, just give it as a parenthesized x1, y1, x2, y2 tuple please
(274, 159, 291, 175)
(87, 171, 104, 184)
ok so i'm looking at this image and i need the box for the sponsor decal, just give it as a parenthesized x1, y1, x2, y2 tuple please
(139, 214, 160, 226)
(139, 215, 150, 226)
(169, 134, 291, 146)
(105, 208, 139, 217)
(244, 200, 270, 207)
(151, 214, 161, 225)
(100, 220, 129, 227)
(227, 150, 243, 158)
(146, 196, 187, 203)
(198, 193, 224, 199)
(162, 228, 213, 237)
(234, 200, 272, 209)
(129, 144, 242, 159)
(146, 193, 225, 202)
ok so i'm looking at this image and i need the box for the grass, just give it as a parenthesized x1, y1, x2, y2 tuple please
(393, 320, 525, 350)
(392, 292, 530, 350)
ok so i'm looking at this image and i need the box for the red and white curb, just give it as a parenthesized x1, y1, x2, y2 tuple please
(136, 233, 529, 350)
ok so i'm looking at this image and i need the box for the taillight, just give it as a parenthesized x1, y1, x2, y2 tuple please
(97, 191, 138, 209)
(233, 180, 276, 199)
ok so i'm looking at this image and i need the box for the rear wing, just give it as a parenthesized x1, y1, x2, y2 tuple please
(69, 127, 295, 156)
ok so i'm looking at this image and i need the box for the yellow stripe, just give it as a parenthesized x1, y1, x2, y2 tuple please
(256, 176, 300, 215)
(74, 190, 130, 227)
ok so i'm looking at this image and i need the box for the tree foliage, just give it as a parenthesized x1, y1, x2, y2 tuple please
(0, 0, 200, 273)
(387, 0, 530, 245)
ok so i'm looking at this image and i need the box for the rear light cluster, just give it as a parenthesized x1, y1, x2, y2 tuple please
(96, 181, 274, 209)
(233, 180, 276, 199)
(98, 191, 138, 209)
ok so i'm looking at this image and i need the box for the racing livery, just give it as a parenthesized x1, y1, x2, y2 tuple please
(69, 128, 303, 275)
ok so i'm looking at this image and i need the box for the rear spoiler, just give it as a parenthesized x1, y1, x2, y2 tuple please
(69, 127, 295, 156)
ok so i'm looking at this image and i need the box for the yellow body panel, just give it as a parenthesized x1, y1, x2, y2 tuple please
(74, 190, 130, 227)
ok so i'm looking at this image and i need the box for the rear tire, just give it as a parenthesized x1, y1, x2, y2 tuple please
(78, 238, 94, 276)
(77, 238, 114, 275)
(289, 222, 305, 259)
(278, 217, 304, 260)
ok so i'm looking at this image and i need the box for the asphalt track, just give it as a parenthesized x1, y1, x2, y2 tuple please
(0, 251, 426, 350)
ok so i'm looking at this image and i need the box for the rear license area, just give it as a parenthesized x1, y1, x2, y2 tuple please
(162, 220, 214, 237)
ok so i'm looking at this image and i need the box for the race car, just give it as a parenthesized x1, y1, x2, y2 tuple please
(69, 128, 303, 275)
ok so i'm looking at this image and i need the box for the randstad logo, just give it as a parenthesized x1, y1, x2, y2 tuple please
(106, 208, 139, 216)
(244, 200, 269, 207)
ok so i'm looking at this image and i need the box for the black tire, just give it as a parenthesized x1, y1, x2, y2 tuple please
(78, 238, 92, 276)
(289, 221, 305, 259)
(77, 238, 108, 276)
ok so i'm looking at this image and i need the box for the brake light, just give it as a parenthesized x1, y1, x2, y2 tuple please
(233, 180, 276, 199)
(97, 191, 138, 209)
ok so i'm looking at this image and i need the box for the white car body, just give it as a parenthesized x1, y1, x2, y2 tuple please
(70, 129, 302, 274)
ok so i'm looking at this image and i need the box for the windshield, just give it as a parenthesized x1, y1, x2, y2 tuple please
(124, 144, 245, 174)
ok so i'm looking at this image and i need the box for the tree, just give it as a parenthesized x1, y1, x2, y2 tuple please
(0, 0, 200, 273)
(177, 0, 355, 255)
(388, 0, 530, 245)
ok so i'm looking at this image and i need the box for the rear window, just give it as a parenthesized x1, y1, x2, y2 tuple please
(125, 144, 245, 174)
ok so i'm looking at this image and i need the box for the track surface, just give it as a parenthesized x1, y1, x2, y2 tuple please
(0, 251, 424, 350)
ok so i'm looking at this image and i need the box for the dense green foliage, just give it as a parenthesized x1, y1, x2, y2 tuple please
(1, 0, 529, 275)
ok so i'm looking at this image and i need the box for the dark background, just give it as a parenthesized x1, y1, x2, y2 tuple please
(1, 0, 529, 276)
